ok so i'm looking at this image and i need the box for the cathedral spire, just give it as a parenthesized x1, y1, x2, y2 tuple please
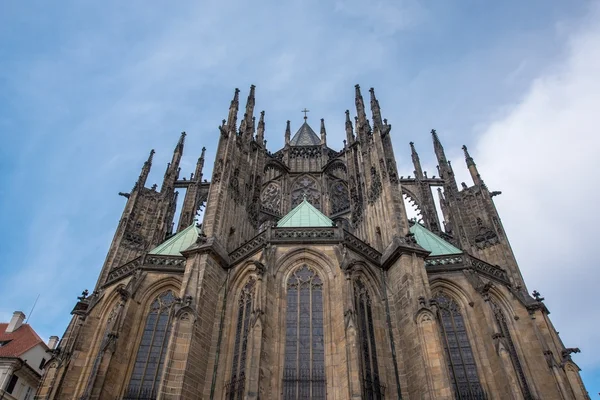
(355, 84, 370, 141)
(462, 145, 482, 186)
(410, 142, 424, 180)
(432, 129, 447, 163)
(369, 87, 383, 131)
(285, 120, 291, 145)
(345, 110, 355, 144)
(195, 146, 206, 181)
(226, 88, 240, 134)
(431, 129, 458, 193)
(135, 149, 155, 190)
(161, 132, 185, 193)
(257, 111, 265, 144)
(320, 118, 327, 146)
(242, 85, 256, 141)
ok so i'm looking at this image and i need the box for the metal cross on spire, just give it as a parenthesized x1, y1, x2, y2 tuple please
(301, 108, 310, 120)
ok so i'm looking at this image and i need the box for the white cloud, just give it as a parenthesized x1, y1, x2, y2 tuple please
(470, 4, 600, 368)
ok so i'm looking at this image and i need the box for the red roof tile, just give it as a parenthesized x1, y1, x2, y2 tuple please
(0, 323, 47, 358)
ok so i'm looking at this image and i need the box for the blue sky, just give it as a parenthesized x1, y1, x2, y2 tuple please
(1, 0, 599, 395)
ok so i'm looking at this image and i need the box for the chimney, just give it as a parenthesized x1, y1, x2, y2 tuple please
(6, 311, 25, 333)
(48, 336, 59, 350)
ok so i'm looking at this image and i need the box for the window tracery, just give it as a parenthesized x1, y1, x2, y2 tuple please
(283, 265, 325, 400)
(354, 279, 383, 399)
(261, 182, 281, 214)
(124, 290, 175, 400)
(291, 176, 320, 210)
(435, 293, 486, 400)
(226, 278, 256, 400)
(330, 181, 350, 214)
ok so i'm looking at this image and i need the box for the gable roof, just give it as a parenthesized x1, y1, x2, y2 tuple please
(289, 122, 321, 146)
(410, 222, 462, 256)
(0, 323, 46, 358)
(277, 199, 334, 227)
(149, 224, 201, 256)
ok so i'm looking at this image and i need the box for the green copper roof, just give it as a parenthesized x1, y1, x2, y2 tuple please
(149, 224, 200, 256)
(277, 199, 334, 227)
(409, 222, 462, 256)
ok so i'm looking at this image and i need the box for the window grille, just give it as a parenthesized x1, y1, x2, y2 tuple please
(354, 279, 384, 400)
(435, 293, 486, 400)
(282, 265, 326, 399)
(124, 290, 175, 400)
(226, 278, 256, 400)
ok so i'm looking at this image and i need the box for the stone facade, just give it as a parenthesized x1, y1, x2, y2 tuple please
(37, 85, 589, 399)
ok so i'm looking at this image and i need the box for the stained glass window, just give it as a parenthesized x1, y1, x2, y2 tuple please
(354, 279, 383, 400)
(226, 278, 256, 399)
(283, 265, 326, 399)
(491, 301, 532, 400)
(435, 293, 486, 400)
(124, 291, 175, 400)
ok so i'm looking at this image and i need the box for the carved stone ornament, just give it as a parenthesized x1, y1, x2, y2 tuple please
(291, 175, 320, 209)
(213, 158, 223, 183)
(229, 168, 242, 204)
(330, 181, 350, 214)
(349, 176, 363, 225)
(261, 182, 281, 214)
(367, 166, 382, 205)
(473, 217, 499, 249)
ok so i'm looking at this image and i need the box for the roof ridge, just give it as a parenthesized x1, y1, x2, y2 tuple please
(409, 222, 462, 256)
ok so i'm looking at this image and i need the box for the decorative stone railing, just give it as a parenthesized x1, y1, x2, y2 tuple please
(342, 230, 382, 265)
(229, 230, 268, 264)
(425, 254, 510, 285)
(104, 254, 186, 286)
(271, 227, 340, 242)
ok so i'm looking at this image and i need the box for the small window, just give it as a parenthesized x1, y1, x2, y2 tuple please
(39, 358, 46, 370)
(6, 374, 18, 394)
(0, 340, 11, 347)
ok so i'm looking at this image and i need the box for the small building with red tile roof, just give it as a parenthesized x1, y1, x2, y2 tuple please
(0, 311, 55, 400)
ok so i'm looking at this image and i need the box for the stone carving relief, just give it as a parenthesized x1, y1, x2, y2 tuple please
(473, 217, 499, 249)
(291, 175, 321, 209)
(330, 181, 350, 214)
(350, 176, 363, 225)
(229, 168, 242, 204)
(261, 182, 281, 214)
(367, 166, 382, 205)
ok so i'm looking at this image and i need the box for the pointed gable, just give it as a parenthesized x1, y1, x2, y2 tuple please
(277, 199, 334, 227)
(410, 222, 462, 256)
(149, 224, 201, 256)
(0, 323, 46, 358)
(289, 122, 321, 146)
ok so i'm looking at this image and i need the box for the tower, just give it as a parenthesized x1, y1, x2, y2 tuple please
(37, 86, 588, 400)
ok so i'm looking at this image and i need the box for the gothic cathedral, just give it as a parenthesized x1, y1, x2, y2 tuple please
(37, 85, 588, 399)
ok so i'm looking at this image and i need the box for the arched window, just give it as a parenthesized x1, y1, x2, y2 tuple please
(226, 278, 256, 399)
(491, 301, 532, 400)
(283, 265, 325, 400)
(354, 279, 383, 399)
(435, 293, 486, 400)
(124, 290, 175, 400)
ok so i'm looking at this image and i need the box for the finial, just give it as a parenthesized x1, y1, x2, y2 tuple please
(301, 108, 310, 120)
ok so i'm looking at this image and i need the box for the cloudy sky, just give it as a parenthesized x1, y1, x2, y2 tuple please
(1, 0, 598, 394)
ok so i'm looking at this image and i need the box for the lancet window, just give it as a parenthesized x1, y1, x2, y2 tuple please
(226, 278, 256, 400)
(283, 265, 326, 400)
(354, 279, 383, 399)
(124, 290, 175, 400)
(435, 293, 486, 400)
(491, 301, 532, 400)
